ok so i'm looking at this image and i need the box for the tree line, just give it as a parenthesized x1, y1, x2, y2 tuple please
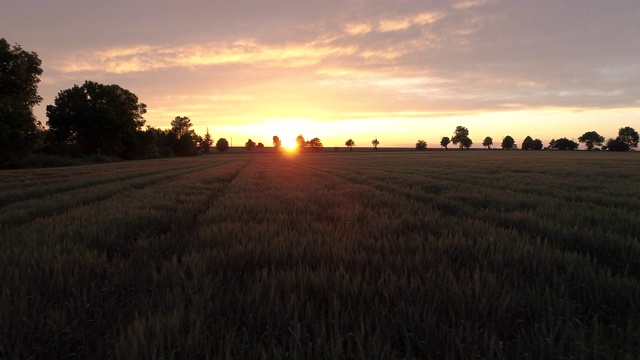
(412, 126, 637, 151)
(1, 38, 638, 167)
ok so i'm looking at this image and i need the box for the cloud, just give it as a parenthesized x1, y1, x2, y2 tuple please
(54, 38, 357, 74)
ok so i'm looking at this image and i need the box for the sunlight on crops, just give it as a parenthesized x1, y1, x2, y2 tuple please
(1, 151, 639, 358)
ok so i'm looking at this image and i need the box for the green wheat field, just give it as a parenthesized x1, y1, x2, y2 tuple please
(1, 150, 639, 359)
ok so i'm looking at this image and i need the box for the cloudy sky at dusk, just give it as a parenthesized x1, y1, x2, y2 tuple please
(2, 0, 639, 148)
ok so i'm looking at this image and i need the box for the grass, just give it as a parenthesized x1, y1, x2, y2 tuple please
(1, 150, 639, 359)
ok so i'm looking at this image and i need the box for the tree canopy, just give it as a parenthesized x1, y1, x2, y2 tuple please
(617, 127, 639, 149)
(46, 81, 147, 157)
(245, 139, 256, 151)
(415, 140, 427, 150)
(521, 136, 534, 150)
(551, 137, 579, 150)
(216, 138, 229, 152)
(345, 139, 355, 150)
(272, 136, 282, 149)
(452, 126, 472, 149)
(578, 131, 605, 150)
(440, 137, 450, 149)
(372, 138, 379, 150)
(0, 38, 44, 163)
(482, 136, 493, 149)
(501, 136, 515, 149)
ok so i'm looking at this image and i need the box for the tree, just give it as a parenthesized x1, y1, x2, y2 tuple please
(170, 116, 192, 138)
(272, 135, 282, 150)
(308, 137, 323, 151)
(345, 139, 355, 151)
(578, 131, 605, 150)
(551, 137, 579, 150)
(216, 138, 229, 152)
(617, 127, 639, 149)
(605, 137, 630, 151)
(0, 38, 44, 163)
(372, 138, 379, 150)
(501, 135, 515, 149)
(533, 139, 543, 150)
(440, 137, 450, 149)
(452, 126, 472, 149)
(168, 116, 198, 156)
(296, 134, 306, 150)
(46, 81, 147, 157)
(257, 142, 264, 148)
(415, 140, 427, 150)
(245, 139, 256, 151)
(202, 128, 213, 153)
(522, 136, 534, 150)
(482, 136, 493, 149)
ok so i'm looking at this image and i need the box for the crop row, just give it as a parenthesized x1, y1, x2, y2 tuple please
(1, 151, 639, 358)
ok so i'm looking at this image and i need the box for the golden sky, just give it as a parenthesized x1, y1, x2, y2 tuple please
(2, 0, 639, 148)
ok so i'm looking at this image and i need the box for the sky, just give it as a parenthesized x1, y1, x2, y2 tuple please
(2, 0, 639, 148)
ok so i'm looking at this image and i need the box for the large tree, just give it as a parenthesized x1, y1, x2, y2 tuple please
(168, 116, 198, 156)
(552, 137, 579, 150)
(522, 136, 534, 150)
(46, 81, 147, 157)
(452, 126, 472, 149)
(578, 131, 605, 150)
(617, 127, 639, 149)
(216, 138, 229, 152)
(440, 136, 450, 149)
(501, 135, 515, 149)
(272, 135, 282, 150)
(307, 137, 323, 151)
(296, 134, 306, 150)
(345, 139, 355, 151)
(0, 38, 44, 163)
(415, 140, 427, 150)
(245, 138, 256, 151)
(202, 128, 213, 153)
(482, 136, 493, 149)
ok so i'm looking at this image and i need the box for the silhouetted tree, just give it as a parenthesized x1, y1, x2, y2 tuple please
(605, 137, 630, 151)
(296, 134, 306, 150)
(272, 135, 282, 149)
(245, 139, 256, 151)
(345, 139, 355, 151)
(372, 138, 379, 150)
(578, 131, 604, 150)
(216, 138, 229, 152)
(168, 116, 198, 156)
(440, 137, 450, 149)
(548, 139, 556, 149)
(617, 127, 639, 149)
(170, 116, 192, 138)
(46, 81, 147, 157)
(533, 139, 543, 150)
(308, 137, 323, 151)
(482, 136, 493, 149)
(0, 38, 44, 164)
(522, 136, 534, 150)
(552, 137, 579, 150)
(452, 126, 472, 149)
(501, 136, 515, 149)
(415, 140, 427, 150)
(202, 128, 213, 153)
(257, 142, 264, 148)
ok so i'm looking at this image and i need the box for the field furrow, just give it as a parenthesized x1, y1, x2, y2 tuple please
(1, 151, 639, 359)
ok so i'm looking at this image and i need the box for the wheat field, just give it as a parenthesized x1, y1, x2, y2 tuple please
(1, 150, 639, 359)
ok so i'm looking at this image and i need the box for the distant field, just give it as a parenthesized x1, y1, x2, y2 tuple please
(1, 151, 639, 359)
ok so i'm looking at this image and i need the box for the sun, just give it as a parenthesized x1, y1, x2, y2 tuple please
(281, 138, 297, 151)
